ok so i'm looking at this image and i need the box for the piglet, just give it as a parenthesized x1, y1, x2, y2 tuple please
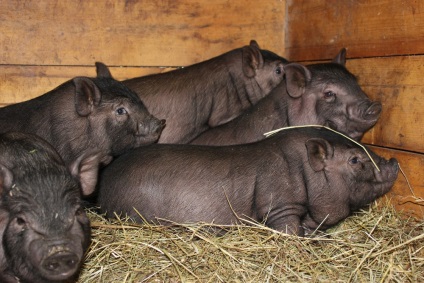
(97, 127, 398, 236)
(190, 49, 382, 145)
(0, 132, 111, 282)
(0, 63, 165, 166)
(123, 40, 287, 143)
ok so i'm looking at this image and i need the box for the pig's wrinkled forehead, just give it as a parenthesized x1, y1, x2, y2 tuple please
(308, 63, 359, 87)
(94, 77, 142, 104)
(260, 49, 289, 64)
(5, 169, 81, 217)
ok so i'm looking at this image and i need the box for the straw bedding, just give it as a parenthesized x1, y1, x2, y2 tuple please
(78, 199, 423, 282)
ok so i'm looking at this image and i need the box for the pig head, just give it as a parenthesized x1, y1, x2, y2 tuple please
(123, 40, 287, 143)
(286, 49, 381, 141)
(0, 132, 110, 283)
(97, 127, 398, 236)
(0, 62, 165, 166)
(190, 49, 381, 145)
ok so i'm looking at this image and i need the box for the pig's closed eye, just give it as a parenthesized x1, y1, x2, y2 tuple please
(116, 107, 128, 115)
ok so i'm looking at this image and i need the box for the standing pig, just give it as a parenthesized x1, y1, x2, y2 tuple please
(123, 40, 287, 143)
(190, 49, 381, 145)
(97, 127, 399, 236)
(0, 62, 165, 166)
(0, 132, 110, 283)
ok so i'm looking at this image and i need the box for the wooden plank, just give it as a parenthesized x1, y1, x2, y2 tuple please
(286, 0, 424, 61)
(370, 146, 424, 219)
(348, 56, 424, 154)
(0, 65, 174, 105)
(0, 0, 285, 67)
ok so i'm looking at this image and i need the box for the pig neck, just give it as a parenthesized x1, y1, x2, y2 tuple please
(191, 82, 289, 145)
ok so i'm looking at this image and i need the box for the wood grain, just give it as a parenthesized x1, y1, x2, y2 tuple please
(286, 0, 424, 61)
(370, 146, 424, 219)
(348, 56, 424, 154)
(0, 0, 285, 67)
(0, 65, 174, 105)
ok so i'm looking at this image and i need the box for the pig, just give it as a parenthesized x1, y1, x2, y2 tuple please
(0, 132, 110, 283)
(0, 62, 165, 166)
(97, 127, 399, 236)
(123, 40, 287, 143)
(190, 49, 382, 145)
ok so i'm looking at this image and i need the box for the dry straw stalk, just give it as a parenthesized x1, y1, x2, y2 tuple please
(79, 200, 423, 282)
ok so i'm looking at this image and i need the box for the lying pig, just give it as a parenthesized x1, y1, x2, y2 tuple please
(123, 40, 287, 143)
(97, 127, 399, 236)
(190, 49, 381, 145)
(0, 62, 165, 166)
(0, 132, 110, 283)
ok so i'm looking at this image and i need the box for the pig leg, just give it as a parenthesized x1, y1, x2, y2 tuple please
(267, 215, 304, 236)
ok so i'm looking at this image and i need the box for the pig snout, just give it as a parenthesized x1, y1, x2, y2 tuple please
(373, 157, 399, 185)
(363, 101, 382, 121)
(136, 118, 166, 141)
(379, 158, 399, 183)
(350, 100, 382, 123)
(344, 100, 382, 140)
(30, 239, 83, 281)
(41, 250, 80, 280)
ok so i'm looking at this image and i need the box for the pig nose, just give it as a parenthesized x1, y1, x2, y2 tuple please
(363, 102, 382, 121)
(41, 251, 80, 280)
(136, 118, 166, 136)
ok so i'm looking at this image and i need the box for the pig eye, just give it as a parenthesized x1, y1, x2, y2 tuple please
(275, 67, 282, 75)
(116, 107, 128, 115)
(349, 157, 360, 165)
(324, 91, 336, 100)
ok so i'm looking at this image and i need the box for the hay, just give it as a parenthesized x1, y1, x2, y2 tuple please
(78, 200, 423, 282)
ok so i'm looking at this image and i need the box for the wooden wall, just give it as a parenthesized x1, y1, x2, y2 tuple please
(286, 0, 424, 218)
(0, 0, 422, 218)
(0, 0, 285, 105)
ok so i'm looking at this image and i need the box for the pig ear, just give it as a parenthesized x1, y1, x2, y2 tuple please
(242, 41, 264, 78)
(69, 152, 113, 196)
(249, 40, 260, 49)
(73, 77, 102, 117)
(0, 164, 13, 195)
(305, 138, 334, 172)
(284, 63, 311, 98)
(95, 62, 113, 78)
(332, 48, 347, 66)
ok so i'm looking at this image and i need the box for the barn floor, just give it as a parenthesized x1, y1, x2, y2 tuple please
(78, 199, 423, 282)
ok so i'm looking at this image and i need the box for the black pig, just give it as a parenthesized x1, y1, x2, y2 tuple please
(123, 40, 287, 143)
(98, 127, 398, 236)
(0, 63, 165, 166)
(0, 132, 110, 282)
(190, 49, 381, 145)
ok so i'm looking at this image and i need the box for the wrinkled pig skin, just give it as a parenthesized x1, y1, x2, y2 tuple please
(190, 49, 382, 145)
(97, 127, 398, 236)
(0, 62, 165, 166)
(123, 40, 287, 143)
(0, 132, 110, 283)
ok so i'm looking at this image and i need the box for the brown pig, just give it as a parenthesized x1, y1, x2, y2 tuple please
(0, 132, 111, 283)
(190, 49, 381, 145)
(97, 127, 399, 236)
(123, 40, 287, 143)
(0, 63, 165, 166)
